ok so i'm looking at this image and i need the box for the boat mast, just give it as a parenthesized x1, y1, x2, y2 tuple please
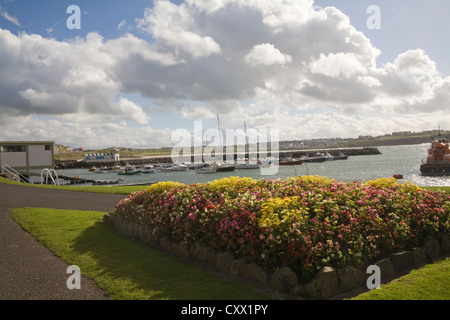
(244, 121, 248, 155)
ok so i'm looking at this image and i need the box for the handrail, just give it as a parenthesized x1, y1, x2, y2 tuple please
(41, 168, 60, 186)
(0, 163, 32, 184)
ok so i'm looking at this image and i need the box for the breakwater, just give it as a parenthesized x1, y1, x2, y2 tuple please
(55, 147, 381, 170)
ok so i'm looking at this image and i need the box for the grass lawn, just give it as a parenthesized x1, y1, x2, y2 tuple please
(0, 176, 147, 194)
(352, 258, 450, 300)
(1, 175, 449, 196)
(11, 207, 271, 300)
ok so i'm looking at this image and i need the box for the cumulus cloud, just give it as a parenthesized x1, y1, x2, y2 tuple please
(0, 29, 178, 120)
(309, 52, 368, 79)
(137, 0, 221, 59)
(0, 0, 449, 148)
(116, 97, 150, 124)
(245, 43, 292, 66)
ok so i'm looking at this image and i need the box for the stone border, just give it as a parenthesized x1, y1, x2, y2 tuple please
(103, 213, 450, 299)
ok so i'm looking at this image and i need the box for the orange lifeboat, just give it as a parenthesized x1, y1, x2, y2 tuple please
(420, 131, 450, 176)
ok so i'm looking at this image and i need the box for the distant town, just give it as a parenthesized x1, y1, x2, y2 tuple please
(279, 129, 450, 150)
(54, 129, 449, 155)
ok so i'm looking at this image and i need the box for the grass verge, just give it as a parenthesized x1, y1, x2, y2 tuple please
(352, 258, 450, 300)
(11, 207, 271, 300)
(0, 176, 146, 194)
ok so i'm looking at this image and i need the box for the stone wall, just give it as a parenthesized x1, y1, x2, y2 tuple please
(103, 213, 450, 299)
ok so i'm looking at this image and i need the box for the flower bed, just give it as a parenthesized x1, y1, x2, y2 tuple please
(112, 176, 450, 280)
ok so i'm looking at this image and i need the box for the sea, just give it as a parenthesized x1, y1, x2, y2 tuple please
(53, 143, 450, 188)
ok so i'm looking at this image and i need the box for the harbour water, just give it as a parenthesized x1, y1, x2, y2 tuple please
(55, 144, 450, 187)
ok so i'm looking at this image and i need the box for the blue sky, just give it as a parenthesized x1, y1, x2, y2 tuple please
(315, 0, 450, 76)
(1, 0, 450, 149)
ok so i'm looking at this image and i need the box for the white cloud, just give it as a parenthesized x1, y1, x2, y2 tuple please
(117, 19, 127, 30)
(116, 97, 150, 124)
(0, 1, 449, 148)
(137, 0, 221, 59)
(181, 105, 216, 119)
(249, 0, 319, 31)
(309, 52, 367, 79)
(0, 114, 172, 149)
(245, 43, 292, 66)
(0, 6, 22, 27)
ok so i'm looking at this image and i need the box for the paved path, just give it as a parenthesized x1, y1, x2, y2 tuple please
(0, 183, 127, 300)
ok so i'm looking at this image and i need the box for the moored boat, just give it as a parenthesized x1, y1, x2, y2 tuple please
(420, 132, 450, 176)
(161, 164, 188, 172)
(300, 152, 328, 163)
(93, 179, 122, 185)
(334, 152, 349, 160)
(118, 164, 142, 175)
(97, 166, 109, 173)
(195, 163, 217, 174)
(214, 163, 235, 172)
(235, 159, 260, 169)
(279, 157, 303, 166)
(142, 164, 155, 174)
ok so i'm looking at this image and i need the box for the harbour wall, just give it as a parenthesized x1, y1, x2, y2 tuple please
(55, 147, 381, 169)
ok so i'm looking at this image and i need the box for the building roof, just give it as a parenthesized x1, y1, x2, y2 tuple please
(0, 141, 54, 145)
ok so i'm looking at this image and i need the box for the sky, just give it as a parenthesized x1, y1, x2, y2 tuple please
(1, 0, 450, 149)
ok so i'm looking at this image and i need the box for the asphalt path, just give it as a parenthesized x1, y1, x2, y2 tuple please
(0, 183, 127, 300)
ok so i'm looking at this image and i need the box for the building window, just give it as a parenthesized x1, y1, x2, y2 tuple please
(45, 145, 52, 151)
(0, 145, 26, 152)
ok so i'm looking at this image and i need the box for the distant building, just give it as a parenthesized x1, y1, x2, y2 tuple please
(84, 148, 120, 163)
(392, 131, 412, 136)
(0, 141, 55, 178)
(358, 135, 374, 140)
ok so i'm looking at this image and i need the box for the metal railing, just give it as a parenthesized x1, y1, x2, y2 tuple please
(41, 168, 60, 186)
(0, 163, 33, 184)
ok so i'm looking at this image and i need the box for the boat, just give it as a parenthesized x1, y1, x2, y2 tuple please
(117, 164, 142, 175)
(160, 165, 175, 172)
(195, 163, 217, 174)
(96, 166, 109, 173)
(300, 152, 328, 163)
(214, 163, 235, 172)
(235, 162, 260, 169)
(325, 152, 336, 161)
(334, 152, 349, 160)
(279, 157, 303, 166)
(420, 131, 450, 176)
(88, 166, 97, 172)
(150, 163, 163, 171)
(142, 164, 155, 174)
(161, 164, 188, 172)
(93, 179, 122, 185)
(174, 164, 188, 171)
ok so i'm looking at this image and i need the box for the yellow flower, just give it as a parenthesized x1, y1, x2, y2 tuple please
(258, 196, 307, 228)
(146, 181, 185, 194)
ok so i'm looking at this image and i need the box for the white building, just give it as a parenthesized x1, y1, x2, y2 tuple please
(84, 148, 120, 163)
(0, 141, 55, 178)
